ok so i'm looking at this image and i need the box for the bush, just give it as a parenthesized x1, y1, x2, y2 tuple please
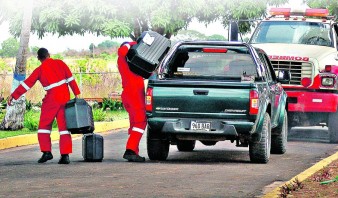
(26, 100, 32, 111)
(102, 98, 123, 111)
(23, 110, 57, 131)
(24, 110, 40, 131)
(93, 108, 106, 121)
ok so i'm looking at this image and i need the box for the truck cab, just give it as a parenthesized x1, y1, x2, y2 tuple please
(248, 8, 338, 143)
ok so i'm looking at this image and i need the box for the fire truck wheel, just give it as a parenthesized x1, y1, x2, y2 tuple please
(271, 110, 287, 154)
(147, 128, 170, 160)
(249, 113, 271, 163)
(328, 111, 338, 143)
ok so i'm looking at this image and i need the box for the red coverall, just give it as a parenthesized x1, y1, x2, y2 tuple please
(117, 42, 147, 154)
(11, 58, 80, 155)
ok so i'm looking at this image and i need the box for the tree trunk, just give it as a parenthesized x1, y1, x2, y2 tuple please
(0, 0, 33, 130)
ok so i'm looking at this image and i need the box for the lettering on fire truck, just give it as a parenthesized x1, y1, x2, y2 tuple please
(268, 55, 309, 62)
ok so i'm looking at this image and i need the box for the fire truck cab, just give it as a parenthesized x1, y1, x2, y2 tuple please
(248, 8, 338, 143)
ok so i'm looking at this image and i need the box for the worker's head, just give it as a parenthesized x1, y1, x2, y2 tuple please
(37, 48, 50, 62)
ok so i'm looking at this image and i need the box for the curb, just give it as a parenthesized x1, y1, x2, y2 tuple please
(0, 119, 129, 150)
(263, 151, 338, 198)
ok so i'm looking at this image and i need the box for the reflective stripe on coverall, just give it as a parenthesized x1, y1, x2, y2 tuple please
(117, 42, 147, 154)
(11, 58, 80, 154)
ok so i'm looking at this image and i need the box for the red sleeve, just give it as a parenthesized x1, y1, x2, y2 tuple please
(58, 60, 81, 95)
(11, 67, 40, 100)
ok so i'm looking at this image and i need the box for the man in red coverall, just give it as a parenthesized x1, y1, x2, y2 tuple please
(118, 41, 147, 162)
(8, 48, 80, 164)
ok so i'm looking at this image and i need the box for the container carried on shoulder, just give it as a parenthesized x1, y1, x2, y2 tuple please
(65, 98, 94, 134)
(126, 31, 171, 79)
(82, 133, 104, 162)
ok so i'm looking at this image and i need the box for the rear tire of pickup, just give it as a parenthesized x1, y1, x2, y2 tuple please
(249, 113, 271, 164)
(328, 110, 338, 143)
(147, 129, 169, 161)
(271, 110, 288, 154)
(177, 140, 196, 151)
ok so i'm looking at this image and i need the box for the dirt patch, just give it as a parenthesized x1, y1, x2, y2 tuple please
(278, 159, 338, 197)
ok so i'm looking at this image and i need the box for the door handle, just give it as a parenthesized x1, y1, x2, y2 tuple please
(193, 90, 209, 95)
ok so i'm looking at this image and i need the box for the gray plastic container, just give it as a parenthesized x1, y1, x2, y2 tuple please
(82, 133, 104, 162)
(65, 98, 94, 134)
(126, 31, 171, 78)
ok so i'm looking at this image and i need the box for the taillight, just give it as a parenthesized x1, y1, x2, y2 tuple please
(146, 87, 153, 112)
(202, 48, 228, 53)
(249, 90, 259, 115)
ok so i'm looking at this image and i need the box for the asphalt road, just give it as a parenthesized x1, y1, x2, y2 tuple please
(0, 127, 337, 198)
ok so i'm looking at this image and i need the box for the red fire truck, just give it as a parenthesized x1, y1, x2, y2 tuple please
(248, 8, 338, 143)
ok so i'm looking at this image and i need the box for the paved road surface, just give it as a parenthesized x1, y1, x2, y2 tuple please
(0, 127, 337, 198)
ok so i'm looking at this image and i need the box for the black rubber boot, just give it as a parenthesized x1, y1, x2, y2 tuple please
(58, 154, 70, 164)
(123, 149, 145, 162)
(38, 152, 53, 163)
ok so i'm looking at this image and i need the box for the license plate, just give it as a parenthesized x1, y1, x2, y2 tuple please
(190, 121, 211, 131)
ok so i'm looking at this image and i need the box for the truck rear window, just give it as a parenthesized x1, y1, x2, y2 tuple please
(166, 46, 257, 79)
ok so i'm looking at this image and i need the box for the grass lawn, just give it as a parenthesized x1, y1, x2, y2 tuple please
(0, 109, 128, 139)
(0, 129, 41, 139)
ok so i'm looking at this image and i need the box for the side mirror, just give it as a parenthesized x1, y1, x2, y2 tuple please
(276, 70, 291, 83)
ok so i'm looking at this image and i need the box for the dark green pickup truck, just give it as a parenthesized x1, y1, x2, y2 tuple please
(145, 41, 290, 163)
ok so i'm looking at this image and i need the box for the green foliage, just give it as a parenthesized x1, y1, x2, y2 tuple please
(173, 30, 207, 41)
(1, 0, 289, 40)
(305, 0, 338, 16)
(76, 58, 89, 72)
(0, 99, 6, 110)
(0, 129, 36, 138)
(22, 110, 60, 131)
(0, 110, 4, 120)
(207, 34, 226, 41)
(102, 98, 123, 111)
(93, 108, 106, 121)
(99, 53, 111, 60)
(27, 56, 41, 72)
(0, 58, 11, 72)
(51, 53, 64, 60)
(30, 46, 39, 54)
(52, 119, 57, 128)
(0, 91, 6, 109)
(25, 100, 32, 111)
(23, 110, 40, 131)
(97, 40, 120, 48)
(0, 37, 19, 58)
(89, 43, 95, 53)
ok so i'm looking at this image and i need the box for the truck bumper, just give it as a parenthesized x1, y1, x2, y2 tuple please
(287, 91, 338, 112)
(147, 118, 255, 136)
